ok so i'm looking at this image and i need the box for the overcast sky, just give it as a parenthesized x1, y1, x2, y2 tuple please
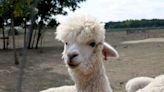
(56, 0, 164, 22)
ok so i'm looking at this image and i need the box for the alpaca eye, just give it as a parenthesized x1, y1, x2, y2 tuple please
(65, 42, 68, 45)
(89, 42, 96, 47)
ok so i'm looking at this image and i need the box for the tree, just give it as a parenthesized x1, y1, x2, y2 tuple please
(0, 0, 32, 64)
(0, 17, 6, 49)
(1, 0, 86, 49)
(105, 19, 164, 29)
(33, 0, 86, 49)
(47, 19, 59, 28)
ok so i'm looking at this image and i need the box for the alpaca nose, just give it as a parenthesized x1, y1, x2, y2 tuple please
(68, 53, 79, 61)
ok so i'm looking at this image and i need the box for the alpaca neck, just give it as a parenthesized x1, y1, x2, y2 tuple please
(69, 60, 113, 92)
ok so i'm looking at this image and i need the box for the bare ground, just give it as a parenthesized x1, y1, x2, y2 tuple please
(0, 29, 164, 92)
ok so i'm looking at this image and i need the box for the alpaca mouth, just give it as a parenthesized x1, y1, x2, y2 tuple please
(68, 61, 80, 68)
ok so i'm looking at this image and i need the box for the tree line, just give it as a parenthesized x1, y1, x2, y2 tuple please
(0, 0, 86, 64)
(105, 19, 164, 29)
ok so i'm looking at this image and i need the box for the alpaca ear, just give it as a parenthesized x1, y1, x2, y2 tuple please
(102, 42, 119, 60)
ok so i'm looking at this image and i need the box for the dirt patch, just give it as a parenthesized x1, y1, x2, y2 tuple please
(122, 38, 164, 44)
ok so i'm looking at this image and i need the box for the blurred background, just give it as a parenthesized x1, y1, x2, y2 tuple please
(0, 0, 164, 92)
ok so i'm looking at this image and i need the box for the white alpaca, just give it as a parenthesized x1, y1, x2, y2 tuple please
(136, 75, 164, 92)
(125, 77, 154, 92)
(126, 75, 164, 92)
(40, 15, 119, 92)
(40, 86, 76, 92)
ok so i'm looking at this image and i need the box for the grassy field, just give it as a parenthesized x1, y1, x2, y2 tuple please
(0, 29, 164, 92)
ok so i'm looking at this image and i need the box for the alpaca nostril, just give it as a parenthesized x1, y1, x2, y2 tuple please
(67, 53, 80, 68)
(68, 53, 79, 61)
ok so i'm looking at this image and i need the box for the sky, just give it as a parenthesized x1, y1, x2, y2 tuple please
(56, 0, 164, 22)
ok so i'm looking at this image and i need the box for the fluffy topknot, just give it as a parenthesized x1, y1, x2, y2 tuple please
(55, 15, 105, 44)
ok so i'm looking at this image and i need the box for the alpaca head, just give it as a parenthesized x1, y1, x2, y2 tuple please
(56, 15, 119, 75)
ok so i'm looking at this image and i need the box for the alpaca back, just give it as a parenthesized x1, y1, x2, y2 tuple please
(137, 75, 164, 92)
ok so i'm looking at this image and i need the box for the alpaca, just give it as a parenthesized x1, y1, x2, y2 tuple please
(136, 75, 164, 92)
(125, 77, 154, 92)
(40, 15, 119, 92)
(126, 75, 164, 92)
